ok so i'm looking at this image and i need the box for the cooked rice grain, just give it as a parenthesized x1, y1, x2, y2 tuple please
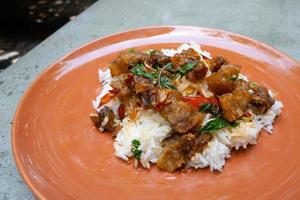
(114, 110, 172, 169)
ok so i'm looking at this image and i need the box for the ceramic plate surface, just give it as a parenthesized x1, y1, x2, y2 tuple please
(12, 26, 300, 199)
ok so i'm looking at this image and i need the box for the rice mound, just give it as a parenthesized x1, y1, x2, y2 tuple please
(114, 110, 172, 169)
(254, 100, 283, 133)
(188, 99, 283, 170)
(188, 138, 230, 171)
(93, 43, 283, 172)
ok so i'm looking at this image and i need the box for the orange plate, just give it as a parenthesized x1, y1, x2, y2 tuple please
(12, 26, 300, 200)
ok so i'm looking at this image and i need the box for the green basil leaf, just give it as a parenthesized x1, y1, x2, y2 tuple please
(132, 149, 142, 160)
(160, 75, 177, 90)
(130, 63, 158, 79)
(163, 83, 177, 90)
(199, 103, 212, 112)
(131, 139, 142, 160)
(197, 117, 239, 133)
(230, 121, 240, 128)
(177, 62, 198, 75)
(131, 139, 141, 148)
(165, 63, 175, 72)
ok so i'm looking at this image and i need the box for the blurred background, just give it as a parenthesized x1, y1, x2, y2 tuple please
(0, 0, 96, 71)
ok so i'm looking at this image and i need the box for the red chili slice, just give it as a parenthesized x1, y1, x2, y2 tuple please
(182, 96, 218, 109)
(118, 104, 125, 120)
(98, 93, 115, 108)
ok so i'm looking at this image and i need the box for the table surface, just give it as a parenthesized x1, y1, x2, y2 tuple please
(1, 0, 299, 199)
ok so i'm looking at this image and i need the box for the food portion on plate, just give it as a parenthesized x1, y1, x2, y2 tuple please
(90, 43, 283, 173)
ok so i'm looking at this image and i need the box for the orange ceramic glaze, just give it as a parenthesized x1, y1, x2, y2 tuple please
(12, 26, 300, 200)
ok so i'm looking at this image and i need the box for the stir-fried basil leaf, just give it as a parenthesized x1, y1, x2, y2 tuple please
(160, 75, 177, 90)
(130, 63, 158, 79)
(165, 63, 175, 72)
(199, 103, 212, 112)
(131, 63, 176, 89)
(177, 62, 198, 75)
(199, 103, 220, 115)
(131, 139, 142, 160)
(197, 117, 239, 133)
(132, 139, 140, 148)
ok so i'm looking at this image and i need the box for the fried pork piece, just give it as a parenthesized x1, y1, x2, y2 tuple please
(89, 106, 115, 131)
(148, 50, 171, 66)
(250, 85, 275, 114)
(98, 106, 115, 131)
(111, 73, 159, 108)
(157, 133, 212, 172)
(232, 88, 251, 111)
(219, 93, 244, 122)
(160, 101, 204, 133)
(219, 80, 251, 122)
(171, 48, 200, 69)
(156, 133, 195, 172)
(233, 79, 250, 90)
(185, 62, 208, 82)
(156, 140, 186, 172)
(110, 75, 133, 99)
(159, 90, 204, 133)
(206, 64, 241, 95)
(233, 80, 251, 110)
(207, 56, 228, 72)
(171, 48, 208, 82)
(133, 75, 155, 93)
(188, 133, 212, 159)
(133, 75, 158, 108)
(109, 50, 149, 76)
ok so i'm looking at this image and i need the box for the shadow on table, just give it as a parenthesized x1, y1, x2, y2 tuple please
(0, 0, 96, 70)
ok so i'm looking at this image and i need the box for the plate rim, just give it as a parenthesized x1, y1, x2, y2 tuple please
(11, 25, 300, 199)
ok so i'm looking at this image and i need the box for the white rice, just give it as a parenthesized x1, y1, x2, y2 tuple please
(114, 110, 172, 169)
(217, 120, 262, 150)
(92, 69, 113, 112)
(254, 100, 283, 133)
(93, 43, 283, 172)
(188, 137, 231, 171)
(161, 42, 211, 59)
(189, 99, 282, 171)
